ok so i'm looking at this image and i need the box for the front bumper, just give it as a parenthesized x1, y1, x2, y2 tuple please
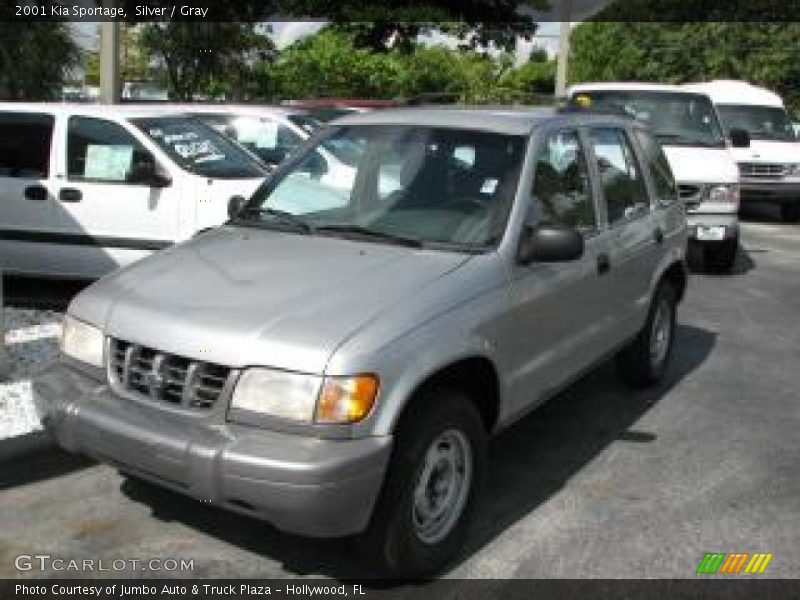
(740, 180, 800, 204)
(34, 362, 391, 538)
(686, 213, 739, 242)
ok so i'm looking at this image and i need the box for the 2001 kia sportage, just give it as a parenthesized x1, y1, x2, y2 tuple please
(35, 107, 688, 577)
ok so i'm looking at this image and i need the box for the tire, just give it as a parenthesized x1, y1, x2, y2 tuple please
(705, 238, 738, 272)
(359, 390, 487, 578)
(780, 203, 800, 223)
(616, 283, 677, 388)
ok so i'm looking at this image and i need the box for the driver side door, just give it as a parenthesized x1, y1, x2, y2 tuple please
(49, 115, 181, 278)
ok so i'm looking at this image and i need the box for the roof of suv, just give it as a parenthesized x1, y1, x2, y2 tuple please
(334, 106, 634, 135)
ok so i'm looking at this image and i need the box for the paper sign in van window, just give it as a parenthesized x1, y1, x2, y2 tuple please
(150, 128, 226, 164)
(84, 144, 133, 180)
(234, 118, 278, 150)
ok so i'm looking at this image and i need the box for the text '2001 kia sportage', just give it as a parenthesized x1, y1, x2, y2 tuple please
(35, 107, 688, 577)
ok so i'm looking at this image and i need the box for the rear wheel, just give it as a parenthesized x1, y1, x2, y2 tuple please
(616, 283, 677, 388)
(360, 391, 487, 578)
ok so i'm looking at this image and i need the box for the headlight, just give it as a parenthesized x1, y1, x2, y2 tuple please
(230, 368, 379, 424)
(231, 369, 322, 421)
(60, 316, 104, 368)
(707, 184, 739, 203)
(787, 164, 800, 176)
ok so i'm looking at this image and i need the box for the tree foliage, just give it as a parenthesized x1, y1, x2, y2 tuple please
(138, 23, 276, 100)
(269, 28, 555, 103)
(570, 20, 800, 112)
(0, 15, 80, 100)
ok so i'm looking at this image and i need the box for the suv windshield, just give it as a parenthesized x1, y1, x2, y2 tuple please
(574, 90, 726, 147)
(716, 104, 796, 141)
(131, 116, 267, 179)
(237, 125, 526, 250)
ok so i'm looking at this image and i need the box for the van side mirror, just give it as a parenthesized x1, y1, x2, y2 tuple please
(228, 195, 247, 219)
(729, 128, 750, 148)
(517, 223, 584, 265)
(129, 162, 171, 188)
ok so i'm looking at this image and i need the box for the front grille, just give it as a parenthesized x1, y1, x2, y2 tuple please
(108, 339, 234, 409)
(739, 162, 788, 178)
(679, 184, 703, 210)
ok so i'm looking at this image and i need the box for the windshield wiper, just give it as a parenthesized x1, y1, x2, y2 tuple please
(235, 207, 313, 233)
(315, 224, 423, 248)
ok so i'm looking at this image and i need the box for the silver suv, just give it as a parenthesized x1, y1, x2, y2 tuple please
(35, 107, 688, 577)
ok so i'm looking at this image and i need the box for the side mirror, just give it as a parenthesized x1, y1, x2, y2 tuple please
(729, 128, 750, 148)
(130, 162, 171, 188)
(228, 195, 247, 219)
(517, 223, 584, 265)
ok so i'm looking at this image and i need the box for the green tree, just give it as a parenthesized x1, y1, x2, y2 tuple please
(0, 16, 80, 100)
(270, 29, 403, 99)
(138, 22, 276, 100)
(570, 18, 800, 112)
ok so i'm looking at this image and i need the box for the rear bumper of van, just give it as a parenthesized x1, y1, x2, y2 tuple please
(686, 213, 739, 243)
(33, 362, 391, 538)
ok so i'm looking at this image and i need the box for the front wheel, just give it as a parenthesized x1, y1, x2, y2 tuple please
(359, 391, 487, 578)
(616, 283, 677, 388)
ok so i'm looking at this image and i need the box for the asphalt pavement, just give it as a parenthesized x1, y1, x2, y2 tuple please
(0, 205, 797, 582)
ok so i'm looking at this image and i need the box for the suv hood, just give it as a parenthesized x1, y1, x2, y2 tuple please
(71, 227, 471, 373)
(663, 146, 738, 184)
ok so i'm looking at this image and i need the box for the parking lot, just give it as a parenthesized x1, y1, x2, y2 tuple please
(0, 206, 798, 582)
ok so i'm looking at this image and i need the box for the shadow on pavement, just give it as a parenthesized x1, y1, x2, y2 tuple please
(120, 323, 717, 581)
(0, 445, 94, 490)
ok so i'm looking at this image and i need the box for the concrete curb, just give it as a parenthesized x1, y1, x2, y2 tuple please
(0, 430, 54, 463)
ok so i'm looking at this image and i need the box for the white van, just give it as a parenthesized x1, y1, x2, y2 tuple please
(0, 103, 267, 279)
(568, 83, 744, 269)
(684, 80, 800, 222)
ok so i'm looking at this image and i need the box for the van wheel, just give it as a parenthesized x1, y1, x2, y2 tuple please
(360, 391, 487, 578)
(616, 283, 677, 388)
(781, 203, 800, 223)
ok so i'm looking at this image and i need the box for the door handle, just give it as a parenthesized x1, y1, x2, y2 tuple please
(654, 227, 664, 244)
(59, 188, 82, 203)
(24, 185, 48, 201)
(597, 253, 611, 275)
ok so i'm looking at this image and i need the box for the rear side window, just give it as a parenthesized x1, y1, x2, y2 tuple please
(0, 112, 54, 178)
(589, 127, 649, 224)
(67, 116, 155, 183)
(634, 129, 677, 203)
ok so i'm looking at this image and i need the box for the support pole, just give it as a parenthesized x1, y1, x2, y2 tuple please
(99, 1, 121, 104)
(555, 0, 573, 98)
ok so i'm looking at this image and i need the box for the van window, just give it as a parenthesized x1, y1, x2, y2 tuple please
(531, 129, 596, 232)
(195, 114, 303, 165)
(0, 112, 54, 178)
(634, 129, 677, 203)
(589, 128, 649, 224)
(67, 116, 155, 183)
(716, 104, 796, 141)
(132, 116, 267, 179)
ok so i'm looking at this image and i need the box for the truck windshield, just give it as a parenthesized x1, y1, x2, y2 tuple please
(236, 125, 526, 251)
(131, 116, 267, 179)
(574, 90, 726, 148)
(716, 104, 796, 141)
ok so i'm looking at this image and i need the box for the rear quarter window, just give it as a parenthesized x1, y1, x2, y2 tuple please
(0, 112, 54, 178)
(634, 129, 678, 203)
